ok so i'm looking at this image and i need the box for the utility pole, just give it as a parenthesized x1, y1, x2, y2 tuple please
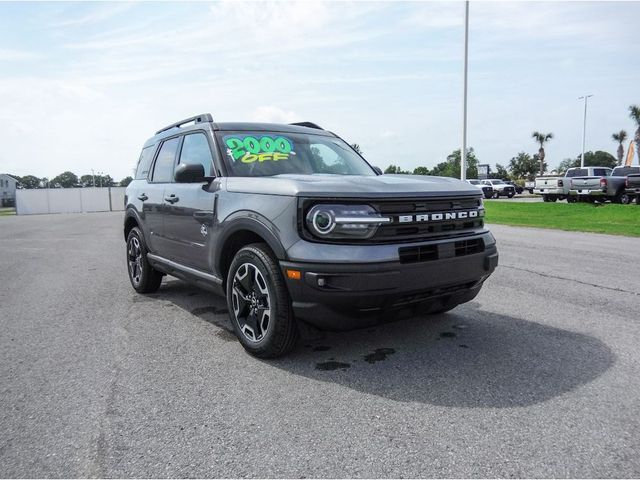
(460, 0, 469, 181)
(579, 94, 593, 168)
(91, 169, 96, 188)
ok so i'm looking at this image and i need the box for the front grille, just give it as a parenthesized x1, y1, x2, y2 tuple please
(299, 195, 484, 245)
(369, 196, 484, 243)
(399, 238, 485, 264)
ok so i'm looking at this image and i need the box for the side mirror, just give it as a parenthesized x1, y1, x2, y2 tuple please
(373, 166, 383, 175)
(175, 163, 206, 183)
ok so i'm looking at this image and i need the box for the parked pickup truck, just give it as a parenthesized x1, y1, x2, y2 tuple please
(534, 167, 610, 202)
(567, 166, 617, 203)
(524, 181, 535, 194)
(481, 179, 515, 198)
(466, 179, 494, 199)
(623, 168, 640, 204)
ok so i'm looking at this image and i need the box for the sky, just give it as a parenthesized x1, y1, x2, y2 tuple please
(0, 1, 638, 181)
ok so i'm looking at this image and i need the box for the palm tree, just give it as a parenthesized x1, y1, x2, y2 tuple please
(532, 131, 553, 175)
(630, 105, 640, 163)
(611, 130, 628, 165)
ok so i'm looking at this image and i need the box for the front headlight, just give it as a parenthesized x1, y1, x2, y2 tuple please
(305, 204, 391, 240)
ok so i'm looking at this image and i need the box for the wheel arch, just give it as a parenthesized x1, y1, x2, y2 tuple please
(216, 218, 286, 287)
(124, 209, 143, 242)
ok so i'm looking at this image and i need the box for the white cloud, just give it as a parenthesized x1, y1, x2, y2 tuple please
(249, 106, 299, 124)
(0, 48, 40, 62)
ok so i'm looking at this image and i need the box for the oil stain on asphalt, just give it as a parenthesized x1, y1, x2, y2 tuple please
(315, 361, 351, 371)
(364, 348, 396, 364)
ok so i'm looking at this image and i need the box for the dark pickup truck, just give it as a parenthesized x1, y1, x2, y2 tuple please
(570, 166, 640, 203)
(123, 114, 498, 357)
(625, 169, 640, 204)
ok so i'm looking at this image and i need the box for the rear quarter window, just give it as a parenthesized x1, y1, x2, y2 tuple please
(135, 146, 156, 179)
(565, 169, 588, 178)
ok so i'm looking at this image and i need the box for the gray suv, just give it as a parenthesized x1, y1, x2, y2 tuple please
(124, 114, 498, 357)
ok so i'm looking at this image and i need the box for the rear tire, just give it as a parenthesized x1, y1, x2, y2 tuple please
(618, 193, 632, 205)
(507, 192, 515, 198)
(126, 227, 163, 294)
(226, 243, 298, 358)
(549, 196, 558, 202)
(542, 195, 549, 202)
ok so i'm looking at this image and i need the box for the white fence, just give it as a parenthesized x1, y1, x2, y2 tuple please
(16, 187, 126, 215)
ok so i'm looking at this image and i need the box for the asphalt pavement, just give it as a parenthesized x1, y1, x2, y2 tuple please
(1, 212, 639, 478)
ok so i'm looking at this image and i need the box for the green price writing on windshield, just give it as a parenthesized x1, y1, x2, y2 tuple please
(225, 136, 293, 163)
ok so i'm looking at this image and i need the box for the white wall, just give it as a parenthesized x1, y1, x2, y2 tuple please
(16, 187, 126, 215)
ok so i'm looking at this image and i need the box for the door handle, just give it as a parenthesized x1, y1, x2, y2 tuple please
(137, 194, 148, 201)
(164, 194, 179, 204)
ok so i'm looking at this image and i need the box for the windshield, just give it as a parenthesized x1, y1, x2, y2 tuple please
(491, 180, 505, 184)
(217, 131, 376, 177)
(468, 180, 480, 185)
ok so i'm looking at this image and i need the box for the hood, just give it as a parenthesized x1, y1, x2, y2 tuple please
(225, 174, 480, 198)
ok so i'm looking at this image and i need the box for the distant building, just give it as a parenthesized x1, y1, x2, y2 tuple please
(0, 174, 19, 207)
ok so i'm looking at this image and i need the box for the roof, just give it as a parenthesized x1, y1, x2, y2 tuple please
(0, 174, 19, 182)
(144, 117, 333, 148)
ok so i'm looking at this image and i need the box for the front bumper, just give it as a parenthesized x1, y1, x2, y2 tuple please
(280, 237, 498, 330)
(569, 189, 606, 196)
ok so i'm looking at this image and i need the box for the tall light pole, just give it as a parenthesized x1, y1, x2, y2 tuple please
(91, 169, 96, 188)
(579, 94, 593, 168)
(460, 0, 469, 180)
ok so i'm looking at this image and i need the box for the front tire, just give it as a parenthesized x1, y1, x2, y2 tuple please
(226, 243, 298, 358)
(126, 227, 163, 293)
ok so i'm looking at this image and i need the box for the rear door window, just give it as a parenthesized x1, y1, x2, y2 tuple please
(151, 137, 181, 183)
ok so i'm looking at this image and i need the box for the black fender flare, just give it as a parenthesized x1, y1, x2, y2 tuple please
(214, 214, 287, 275)
(123, 207, 144, 242)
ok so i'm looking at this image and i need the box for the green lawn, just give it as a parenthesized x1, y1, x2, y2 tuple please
(484, 200, 640, 237)
(0, 207, 16, 216)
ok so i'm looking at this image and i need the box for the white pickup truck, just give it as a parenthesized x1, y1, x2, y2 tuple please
(534, 167, 609, 202)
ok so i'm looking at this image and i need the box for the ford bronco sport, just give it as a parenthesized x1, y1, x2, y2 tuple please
(124, 114, 498, 358)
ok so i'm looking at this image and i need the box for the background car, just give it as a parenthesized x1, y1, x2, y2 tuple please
(481, 179, 516, 198)
(466, 179, 494, 199)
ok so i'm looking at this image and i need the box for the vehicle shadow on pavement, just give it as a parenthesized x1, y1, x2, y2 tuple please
(153, 281, 615, 409)
(271, 302, 616, 409)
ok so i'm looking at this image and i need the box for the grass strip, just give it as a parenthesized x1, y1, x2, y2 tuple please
(484, 200, 640, 237)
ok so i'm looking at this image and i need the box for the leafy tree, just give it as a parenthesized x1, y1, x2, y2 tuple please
(384, 165, 408, 174)
(508, 152, 544, 181)
(412, 166, 430, 175)
(532, 131, 553, 175)
(119, 176, 133, 187)
(50, 171, 79, 188)
(17, 175, 40, 189)
(629, 105, 640, 161)
(80, 174, 95, 187)
(557, 158, 576, 174)
(489, 164, 509, 180)
(556, 151, 617, 172)
(350, 143, 363, 155)
(611, 130, 627, 165)
(431, 148, 478, 179)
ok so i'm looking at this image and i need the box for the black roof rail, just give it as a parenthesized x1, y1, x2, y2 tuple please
(289, 121, 323, 130)
(156, 113, 213, 135)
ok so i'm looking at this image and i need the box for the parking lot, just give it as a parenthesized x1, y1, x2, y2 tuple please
(1, 212, 639, 477)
